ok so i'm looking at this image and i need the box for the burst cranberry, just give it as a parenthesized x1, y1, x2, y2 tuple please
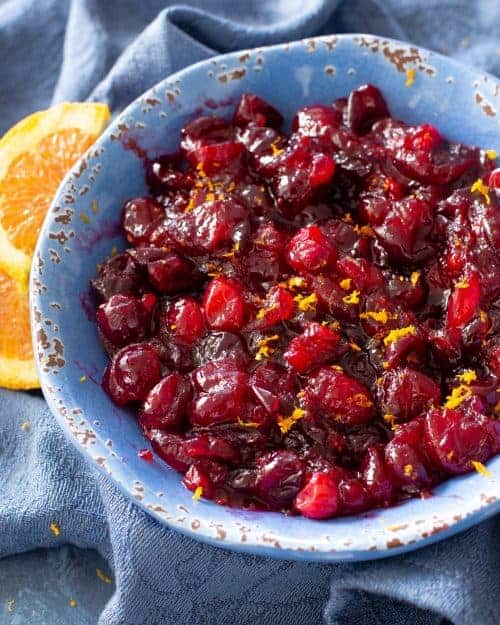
(255, 285, 295, 327)
(338, 478, 371, 514)
(234, 93, 283, 128)
(96, 293, 155, 347)
(254, 450, 304, 507)
(91, 253, 142, 302)
(103, 343, 161, 406)
(203, 277, 245, 332)
(148, 430, 193, 472)
(284, 322, 340, 373)
(379, 368, 440, 421)
(139, 373, 192, 430)
(250, 362, 298, 414)
(424, 407, 495, 474)
(183, 460, 228, 499)
(305, 367, 375, 425)
(122, 197, 164, 246)
(362, 445, 394, 504)
(146, 252, 198, 294)
(293, 105, 342, 137)
(165, 297, 205, 345)
(189, 360, 248, 426)
(385, 419, 433, 488)
(347, 84, 389, 134)
(286, 225, 337, 274)
(294, 471, 340, 519)
(446, 273, 481, 329)
(184, 435, 239, 463)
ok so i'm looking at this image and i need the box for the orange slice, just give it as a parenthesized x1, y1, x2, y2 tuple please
(0, 102, 110, 283)
(0, 102, 110, 389)
(0, 268, 38, 389)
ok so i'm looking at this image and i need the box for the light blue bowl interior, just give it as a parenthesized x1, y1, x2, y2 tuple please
(32, 35, 500, 562)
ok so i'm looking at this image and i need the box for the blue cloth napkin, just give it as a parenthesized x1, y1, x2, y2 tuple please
(1, 1, 500, 623)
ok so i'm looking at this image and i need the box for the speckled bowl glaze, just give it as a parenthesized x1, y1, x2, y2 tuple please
(31, 34, 500, 562)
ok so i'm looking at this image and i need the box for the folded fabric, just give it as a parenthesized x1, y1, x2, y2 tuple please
(1, 1, 499, 624)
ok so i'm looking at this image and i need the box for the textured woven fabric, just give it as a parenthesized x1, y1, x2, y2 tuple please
(1, 2, 499, 623)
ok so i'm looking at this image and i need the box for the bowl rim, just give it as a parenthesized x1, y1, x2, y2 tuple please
(31, 32, 500, 562)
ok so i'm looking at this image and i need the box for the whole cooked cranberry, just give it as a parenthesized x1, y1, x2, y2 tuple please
(139, 373, 192, 430)
(424, 407, 495, 474)
(254, 450, 304, 507)
(122, 197, 164, 246)
(347, 84, 389, 134)
(284, 322, 341, 373)
(294, 471, 340, 519)
(361, 445, 394, 504)
(293, 105, 342, 137)
(148, 429, 193, 472)
(91, 253, 142, 302)
(146, 251, 198, 294)
(183, 459, 228, 499)
(446, 273, 481, 329)
(233, 93, 283, 128)
(103, 343, 162, 406)
(378, 368, 440, 421)
(168, 199, 247, 254)
(180, 115, 234, 153)
(489, 168, 500, 188)
(254, 285, 295, 328)
(203, 277, 245, 332)
(336, 256, 383, 292)
(189, 360, 249, 426)
(195, 331, 249, 368)
(385, 418, 434, 488)
(338, 478, 371, 515)
(184, 435, 239, 463)
(250, 362, 299, 414)
(404, 123, 442, 152)
(286, 225, 337, 274)
(164, 297, 205, 345)
(373, 197, 434, 262)
(304, 367, 375, 425)
(310, 275, 358, 322)
(96, 293, 155, 347)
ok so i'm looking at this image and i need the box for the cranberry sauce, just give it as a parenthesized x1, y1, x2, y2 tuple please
(92, 86, 500, 519)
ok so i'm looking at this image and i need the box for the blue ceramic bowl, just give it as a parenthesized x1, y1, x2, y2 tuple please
(31, 34, 500, 562)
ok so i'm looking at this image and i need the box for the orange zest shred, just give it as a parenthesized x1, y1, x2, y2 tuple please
(237, 417, 260, 428)
(471, 460, 492, 477)
(456, 370, 477, 384)
(405, 67, 416, 87)
(192, 486, 203, 501)
(69, 598, 77, 608)
(270, 142, 284, 156)
(339, 277, 352, 291)
(349, 341, 362, 352)
(383, 325, 415, 346)
(342, 290, 360, 305)
(349, 393, 373, 408)
(444, 384, 472, 409)
(410, 271, 420, 286)
(294, 292, 317, 311)
(277, 407, 306, 434)
(455, 278, 470, 289)
(403, 463, 414, 477)
(360, 309, 392, 324)
(470, 178, 491, 204)
(485, 149, 497, 160)
(96, 568, 113, 584)
(255, 334, 280, 361)
(50, 522, 60, 537)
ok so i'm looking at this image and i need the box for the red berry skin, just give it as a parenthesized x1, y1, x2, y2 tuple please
(347, 84, 389, 134)
(292, 105, 342, 137)
(338, 478, 371, 515)
(254, 285, 295, 328)
(184, 435, 239, 463)
(102, 343, 162, 406)
(378, 367, 440, 421)
(304, 367, 375, 425)
(139, 373, 192, 430)
(148, 430, 193, 472)
(286, 225, 337, 274)
(146, 252, 197, 294)
(203, 277, 245, 332)
(361, 445, 394, 505)
(183, 459, 228, 499)
(424, 407, 495, 474)
(96, 293, 155, 347)
(254, 450, 305, 508)
(233, 93, 283, 128)
(294, 471, 340, 519)
(284, 322, 341, 373)
(384, 418, 434, 488)
(166, 297, 205, 345)
(122, 197, 164, 246)
(446, 273, 481, 329)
